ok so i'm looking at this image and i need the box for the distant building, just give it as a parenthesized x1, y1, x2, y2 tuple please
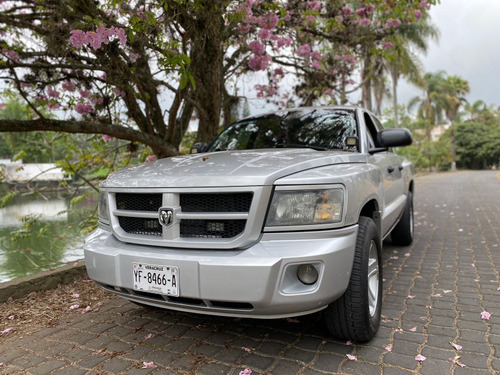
(414, 123, 451, 142)
(0, 159, 70, 183)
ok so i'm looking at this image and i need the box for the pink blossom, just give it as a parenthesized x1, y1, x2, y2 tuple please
(248, 54, 271, 71)
(75, 102, 92, 115)
(355, 8, 366, 18)
(69, 30, 90, 49)
(366, 4, 376, 13)
(342, 6, 353, 16)
(130, 53, 140, 62)
(91, 97, 104, 105)
(47, 88, 60, 98)
(346, 354, 357, 361)
(311, 51, 323, 61)
(248, 40, 265, 55)
(259, 13, 279, 29)
(358, 18, 372, 26)
(258, 28, 271, 40)
(62, 81, 76, 92)
(239, 369, 252, 375)
(382, 42, 394, 49)
(415, 354, 427, 362)
(414, 9, 422, 19)
(2, 48, 19, 62)
(0, 103, 5, 110)
(79, 89, 91, 98)
(324, 89, 333, 95)
(102, 134, 114, 142)
(419, 1, 430, 10)
(276, 37, 292, 48)
(311, 62, 320, 69)
(481, 311, 491, 320)
(296, 44, 311, 57)
(273, 68, 285, 78)
(146, 155, 157, 162)
(307, 1, 321, 11)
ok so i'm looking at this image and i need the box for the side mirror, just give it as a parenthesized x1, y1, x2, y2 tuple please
(377, 128, 413, 148)
(190, 142, 209, 154)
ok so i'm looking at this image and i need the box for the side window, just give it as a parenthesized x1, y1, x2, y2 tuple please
(363, 112, 380, 148)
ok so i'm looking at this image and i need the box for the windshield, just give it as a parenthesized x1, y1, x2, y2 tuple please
(208, 109, 358, 152)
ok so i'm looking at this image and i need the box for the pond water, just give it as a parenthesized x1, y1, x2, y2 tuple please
(0, 192, 94, 282)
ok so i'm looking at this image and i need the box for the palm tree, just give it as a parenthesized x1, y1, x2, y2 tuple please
(408, 71, 447, 171)
(441, 75, 470, 171)
(366, 17, 439, 123)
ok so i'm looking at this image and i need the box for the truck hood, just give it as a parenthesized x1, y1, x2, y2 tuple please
(101, 149, 366, 188)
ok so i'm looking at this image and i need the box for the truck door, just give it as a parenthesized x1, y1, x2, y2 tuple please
(363, 112, 406, 237)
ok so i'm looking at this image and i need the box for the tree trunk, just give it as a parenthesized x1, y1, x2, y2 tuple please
(190, 5, 224, 144)
(361, 53, 373, 111)
(391, 68, 399, 127)
(450, 121, 457, 171)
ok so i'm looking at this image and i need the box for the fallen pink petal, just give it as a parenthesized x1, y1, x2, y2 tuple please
(443, 290, 452, 294)
(415, 354, 427, 362)
(453, 356, 466, 368)
(481, 311, 491, 320)
(409, 326, 417, 332)
(142, 361, 157, 368)
(1, 328, 12, 335)
(239, 368, 252, 375)
(449, 342, 462, 351)
(345, 340, 353, 346)
(385, 345, 393, 352)
(81, 306, 92, 314)
(69, 304, 80, 310)
(408, 295, 416, 299)
(346, 354, 357, 361)
(242, 347, 252, 352)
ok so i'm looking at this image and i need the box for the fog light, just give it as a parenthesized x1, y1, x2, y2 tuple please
(297, 264, 319, 285)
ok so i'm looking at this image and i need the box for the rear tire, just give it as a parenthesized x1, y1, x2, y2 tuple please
(324, 216, 382, 342)
(391, 191, 414, 246)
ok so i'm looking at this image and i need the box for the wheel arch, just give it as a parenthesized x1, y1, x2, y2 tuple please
(358, 198, 382, 249)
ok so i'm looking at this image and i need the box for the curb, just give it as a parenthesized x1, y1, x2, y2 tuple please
(0, 260, 87, 303)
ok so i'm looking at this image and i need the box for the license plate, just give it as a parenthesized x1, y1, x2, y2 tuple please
(132, 263, 179, 296)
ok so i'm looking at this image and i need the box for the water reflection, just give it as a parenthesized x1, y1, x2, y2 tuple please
(0, 194, 87, 282)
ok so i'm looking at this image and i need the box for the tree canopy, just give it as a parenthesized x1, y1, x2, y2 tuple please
(0, 0, 437, 157)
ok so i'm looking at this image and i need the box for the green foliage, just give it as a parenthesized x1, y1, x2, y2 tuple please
(456, 121, 500, 169)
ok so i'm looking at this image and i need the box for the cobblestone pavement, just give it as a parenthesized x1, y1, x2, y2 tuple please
(1, 171, 499, 375)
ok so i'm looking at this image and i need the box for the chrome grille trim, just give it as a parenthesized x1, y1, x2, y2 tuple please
(105, 186, 272, 249)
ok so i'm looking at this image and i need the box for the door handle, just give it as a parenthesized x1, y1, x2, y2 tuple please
(387, 166, 395, 173)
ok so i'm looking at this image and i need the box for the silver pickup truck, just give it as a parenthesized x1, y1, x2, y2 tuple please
(84, 107, 414, 342)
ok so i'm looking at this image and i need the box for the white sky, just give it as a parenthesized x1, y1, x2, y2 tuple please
(398, 0, 500, 108)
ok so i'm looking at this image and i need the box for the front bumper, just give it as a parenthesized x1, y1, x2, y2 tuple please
(83, 225, 358, 318)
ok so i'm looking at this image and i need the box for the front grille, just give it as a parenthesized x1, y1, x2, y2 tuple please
(113, 191, 254, 244)
(118, 217, 162, 236)
(116, 193, 162, 211)
(180, 193, 252, 212)
(180, 219, 247, 239)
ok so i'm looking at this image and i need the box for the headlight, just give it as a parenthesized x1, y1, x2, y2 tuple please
(98, 190, 110, 226)
(265, 186, 344, 228)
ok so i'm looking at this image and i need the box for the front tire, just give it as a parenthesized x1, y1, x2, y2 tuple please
(324, 216, 382, 343)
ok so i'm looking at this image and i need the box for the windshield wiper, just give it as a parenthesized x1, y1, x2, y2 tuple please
(275, 144, 328, 151)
